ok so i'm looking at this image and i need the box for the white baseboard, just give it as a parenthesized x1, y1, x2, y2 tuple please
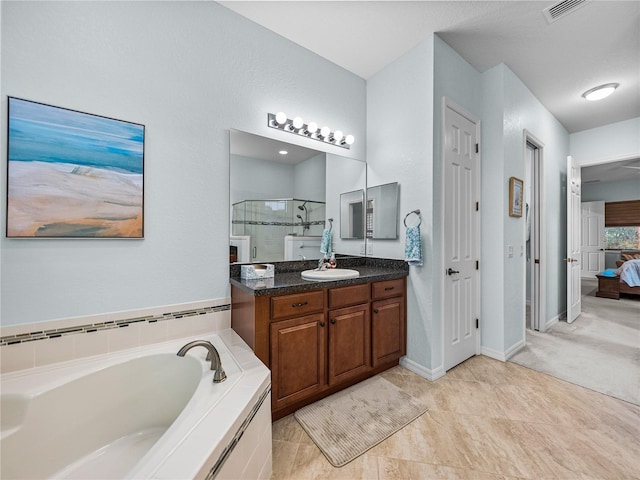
(546, 312, 561, 328)
(480, 346, 507, 362)
(505, 339, 526, 359)
(481, 338, 526, 362)
(400, 356, 445, 381)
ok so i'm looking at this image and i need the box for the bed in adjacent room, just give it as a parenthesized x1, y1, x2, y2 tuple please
(596, 253, 640, 300)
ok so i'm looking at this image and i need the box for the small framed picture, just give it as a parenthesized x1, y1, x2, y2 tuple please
(509, 177, 524, 218)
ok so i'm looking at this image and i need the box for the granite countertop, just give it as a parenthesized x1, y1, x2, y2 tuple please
(230, 257, 409, 296)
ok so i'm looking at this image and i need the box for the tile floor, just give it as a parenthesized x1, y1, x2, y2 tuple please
(271, 355, 640, 479)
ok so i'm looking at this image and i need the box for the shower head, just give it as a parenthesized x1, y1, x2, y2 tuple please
(297, 214, 304, 221)
(298, 201, 308, 211)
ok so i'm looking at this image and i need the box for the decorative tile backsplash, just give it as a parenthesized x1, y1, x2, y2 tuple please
(0, 304, 230, 347)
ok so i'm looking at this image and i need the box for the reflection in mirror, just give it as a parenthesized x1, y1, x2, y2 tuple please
(230, 130, 366, 263)
(366, 182, 399, 240)
(340, 190, 364, 239)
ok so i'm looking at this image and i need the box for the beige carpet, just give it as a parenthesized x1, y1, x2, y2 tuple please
(294, 376, 428, 467)
(510, 278, 640, 405)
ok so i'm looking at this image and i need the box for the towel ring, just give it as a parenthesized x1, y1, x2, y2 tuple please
(404, 209, 421, 228)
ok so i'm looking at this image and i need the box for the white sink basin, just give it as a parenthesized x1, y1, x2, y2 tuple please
(301, 268, 360, 281)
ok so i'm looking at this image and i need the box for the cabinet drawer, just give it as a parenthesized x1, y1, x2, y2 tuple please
(372, 278, 404, 300)
(328, 283, 370, 309)
(271, 290, 324, 320)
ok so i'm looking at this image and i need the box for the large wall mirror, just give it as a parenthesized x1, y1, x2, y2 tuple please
(230, 130, 366, 264)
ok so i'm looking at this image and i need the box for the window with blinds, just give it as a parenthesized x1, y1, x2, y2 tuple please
(604, 200, 640, 250)
(605, 200, 640, 227)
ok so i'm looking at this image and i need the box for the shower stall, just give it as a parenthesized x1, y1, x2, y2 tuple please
(232, 198, 325, 262)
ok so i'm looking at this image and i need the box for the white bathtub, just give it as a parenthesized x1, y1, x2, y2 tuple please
(0, 330, 272, 480)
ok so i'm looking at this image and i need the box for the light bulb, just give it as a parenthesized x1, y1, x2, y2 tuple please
(279, 150, 288, 155)
(292, 117, 304, 129)
(306, 122, 318, 135)
(320, 126, 331, 139)
(344, 134, 355, 145)
(332, 130, 343, 143)
(274, 111, 287, 126)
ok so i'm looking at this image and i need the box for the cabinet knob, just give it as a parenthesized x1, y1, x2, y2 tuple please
(384, 286, 394, 291)
(292, 301, 308, 308)
(330, 319, 336, 325)
(319, 321, 325, 327)
(373, 308, 379, 314)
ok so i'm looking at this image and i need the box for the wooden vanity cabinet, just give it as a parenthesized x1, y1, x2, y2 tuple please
(327, 283, 371, 386)
(231, 276, 406, 419)
(270, 313, 326, 411)
(371, 278, 406, 367)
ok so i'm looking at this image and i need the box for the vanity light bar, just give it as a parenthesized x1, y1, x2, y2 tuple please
(267, 112, 355, 149)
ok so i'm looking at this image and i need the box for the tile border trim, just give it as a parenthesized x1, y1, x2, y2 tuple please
(0, 304, 231, 347)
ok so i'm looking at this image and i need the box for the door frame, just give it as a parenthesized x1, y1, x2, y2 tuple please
(440, 97, 482, 370)
(523, 130, 547, 334)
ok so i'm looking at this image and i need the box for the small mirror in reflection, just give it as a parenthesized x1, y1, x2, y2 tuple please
(366, 182, 399, 240)
(340, 189, 365, 239)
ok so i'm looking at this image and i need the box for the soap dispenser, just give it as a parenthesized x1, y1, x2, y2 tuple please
(329, 252, 337, 269)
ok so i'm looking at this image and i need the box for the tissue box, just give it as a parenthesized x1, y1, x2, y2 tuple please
(241, 264, 274, 279)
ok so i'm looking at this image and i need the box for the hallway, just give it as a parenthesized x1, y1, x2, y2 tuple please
(510, 277, 640, 405)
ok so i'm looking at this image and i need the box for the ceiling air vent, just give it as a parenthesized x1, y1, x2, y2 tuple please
(543, 0, 590, 24)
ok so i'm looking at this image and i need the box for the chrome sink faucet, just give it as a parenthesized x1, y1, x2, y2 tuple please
(177, 340, 227, 383)
(317, 257, 328, 271)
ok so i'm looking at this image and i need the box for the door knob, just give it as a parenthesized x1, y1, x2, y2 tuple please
(563, 258, 578, 263)
(447, 268, 459, 275)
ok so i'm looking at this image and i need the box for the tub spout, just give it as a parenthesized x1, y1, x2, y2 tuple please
(177, 340, 227, 383)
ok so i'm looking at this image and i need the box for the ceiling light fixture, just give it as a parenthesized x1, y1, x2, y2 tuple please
(582, 83, 619, 101)
(279, 150, 288, 155)
(267, 112, 354, 149)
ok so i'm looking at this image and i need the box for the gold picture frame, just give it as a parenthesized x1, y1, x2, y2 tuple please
(509, 177, 524, 218)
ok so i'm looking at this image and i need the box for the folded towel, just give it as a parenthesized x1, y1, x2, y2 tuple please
(405, 225, 423, 266)
(320, 228, 332, 255)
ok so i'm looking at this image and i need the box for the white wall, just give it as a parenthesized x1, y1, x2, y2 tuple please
(570, 117, 640, 166)
(433, 36, 482, 369)
(582, 179, 640, 203)
(367, 37, 434, 370)
(293, 153, 326, 203)
(1, 1, 366, 326)
(482, 64, 570, 354)
(230, 155, 296, 204)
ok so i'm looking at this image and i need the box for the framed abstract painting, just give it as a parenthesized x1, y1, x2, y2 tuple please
(6, 97, 145, 238)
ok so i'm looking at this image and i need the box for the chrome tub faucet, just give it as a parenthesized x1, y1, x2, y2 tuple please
(177, 340, 227, 383)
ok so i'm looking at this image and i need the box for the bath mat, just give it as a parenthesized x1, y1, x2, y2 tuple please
(294, 376, 428, 467)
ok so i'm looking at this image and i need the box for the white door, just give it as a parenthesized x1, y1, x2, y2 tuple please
(443, 102, 479, 371)
(566, 156, 581, 323)
(581, 201, 605, 277)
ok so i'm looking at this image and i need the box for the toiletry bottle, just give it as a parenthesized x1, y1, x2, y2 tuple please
(329, 252, 336, 269)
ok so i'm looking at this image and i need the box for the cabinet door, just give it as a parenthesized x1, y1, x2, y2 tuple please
(328, 304, 371, 386)
(270, 314, 326, 410)
(372, 296, 405, 367)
